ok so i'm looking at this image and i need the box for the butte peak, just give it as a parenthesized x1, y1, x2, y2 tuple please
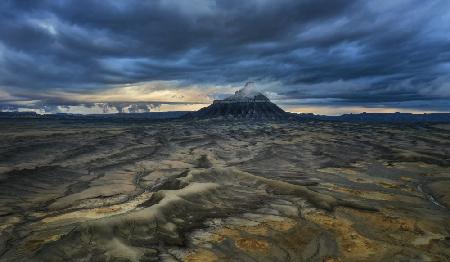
(222, 82, 270, 102)
(186, 82, 291, 120)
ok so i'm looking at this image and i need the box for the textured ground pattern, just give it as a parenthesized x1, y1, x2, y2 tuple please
(0, 119, 449, 261)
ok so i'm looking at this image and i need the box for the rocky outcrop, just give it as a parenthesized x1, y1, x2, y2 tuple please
(185, 88, 292, 120)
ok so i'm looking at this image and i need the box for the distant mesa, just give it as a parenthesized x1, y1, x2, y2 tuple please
(186, 82, 291, 120)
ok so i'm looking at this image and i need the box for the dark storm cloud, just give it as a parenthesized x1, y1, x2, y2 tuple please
(0, 0, 449, 111)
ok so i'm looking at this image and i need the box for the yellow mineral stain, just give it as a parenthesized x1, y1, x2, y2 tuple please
(209, 228, 240, 242)
(185, 249, 219, 262)
(378, 181, 401, 189)
(325, 184, 395, 201)
(342, 208, 419, 234)
(235, 238, 270, 253)
(25, 235, 61, 252)
(95, 206, 122, 213)
(265, 219, 296, 232)
(304, 210, 379, 260)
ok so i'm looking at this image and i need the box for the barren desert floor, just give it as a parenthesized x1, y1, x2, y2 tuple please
(0, 119, 449, 261)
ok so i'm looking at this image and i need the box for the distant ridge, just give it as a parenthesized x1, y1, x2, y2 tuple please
(1, 111, 450, 123)
(0, 111, 189, 121)
(297, 112, 450, 123)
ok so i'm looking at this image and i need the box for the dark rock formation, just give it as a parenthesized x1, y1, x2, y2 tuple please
(185, 88, 291, 120)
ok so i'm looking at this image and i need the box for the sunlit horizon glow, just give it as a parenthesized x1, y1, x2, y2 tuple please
(2, 79, 447, 115)
(7, 101, 446, 116)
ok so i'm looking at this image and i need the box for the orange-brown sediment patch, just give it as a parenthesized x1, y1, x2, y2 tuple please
(235, 238, 270, 252)
(304, 209, 381, 260)
(185, 249, 219, 262)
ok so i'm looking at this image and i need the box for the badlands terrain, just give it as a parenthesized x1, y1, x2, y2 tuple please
(0, 119, 449, 261)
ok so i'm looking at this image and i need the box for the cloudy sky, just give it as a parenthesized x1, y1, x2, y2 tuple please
(0, 0, 449, 114)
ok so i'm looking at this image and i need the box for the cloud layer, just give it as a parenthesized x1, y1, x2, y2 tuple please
(0, 0, 449, 113)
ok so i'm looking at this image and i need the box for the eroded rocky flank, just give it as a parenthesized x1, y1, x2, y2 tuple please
(0, 119, 449, 261)
(185, 85, 291, 120)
